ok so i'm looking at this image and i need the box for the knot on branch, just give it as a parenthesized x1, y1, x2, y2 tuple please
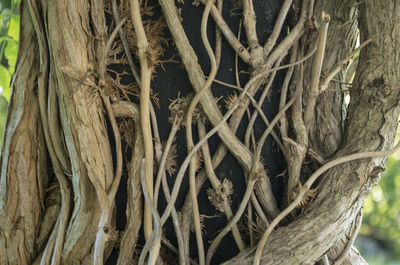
(101, 225, 119, 241)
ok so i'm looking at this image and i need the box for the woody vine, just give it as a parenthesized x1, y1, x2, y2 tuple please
(1, 0, 400, 265)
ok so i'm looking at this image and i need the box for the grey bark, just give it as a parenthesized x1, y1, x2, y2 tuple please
(0, 0, 399, 264)
(225, 0, 400, 264)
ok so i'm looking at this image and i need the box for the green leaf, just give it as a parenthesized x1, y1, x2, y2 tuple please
(0, 95, 8, 141)
(0, 8, 11, 30)
(7, 14, 19, 41)
(4, 38, 17, 73)
(0, 64, 10, 100)
(0, 35, 11, 58)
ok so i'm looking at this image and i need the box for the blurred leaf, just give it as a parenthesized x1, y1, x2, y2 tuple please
(361, 156, 400, 259)
(0, 13, 10, 21)
(0, 0, 11, 10)
(4, 38, 17, 72)
(0, 64, 10, 96)
(0, 94, 7, 141)
(0, 8, 10, 31)
(11, 0, 21, 7)
(8, 14, 18, 41)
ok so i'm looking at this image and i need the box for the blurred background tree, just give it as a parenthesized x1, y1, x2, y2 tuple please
(0, 1, 399, 264)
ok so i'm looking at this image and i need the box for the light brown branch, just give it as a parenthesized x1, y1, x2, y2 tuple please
(130, 0, 154, 241)
(303, 11, 330, 130)
(138, 159, 162, 265)
(28, 1, 71, 263)
(320, 39, 373, 91)
(215, 0, 223, 68)
(111, 0, 141, 84)
(153, 116, 187, 264)
(255, 84, 302, 159)
(206, 175, 256, 265)
(198, 120, 246, 252)
(278, 44, 297, 141)
(200, 0, 251, 64)
(94, 93, 123, 264)
(185, 1, 217, 263)
(242, 0, 260, 49)
(286, 41, 308, 205)
(263, 0, 293, 56)
(98, 16, 128, 86)
(253, 141, 400, 265)
(159, 0, 280, 218)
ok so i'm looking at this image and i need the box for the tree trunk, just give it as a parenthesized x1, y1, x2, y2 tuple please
(0, 0, 399, 264)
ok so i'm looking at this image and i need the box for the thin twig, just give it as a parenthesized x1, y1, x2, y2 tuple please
(279, 43, 297, 141)
(102, 95, 123, 214)
(111, 0, 141, 84)
(215, 0, 223, 68)
(198, 120, 246, 251)
(308, 0, 315, 20)
(248, 202, 254, 247)
(333, 211, 363, 265)
(160, 160, 187, 265)
(130, 0, 155, 241)
(263, 0, 293, 56)
(98, 16, 128, 86)
(154, 116, 180, 206)
(94, 93, 123, 264)
(242, 0, 260, 49)
(244, 89, 286, 156)
(235, 19, 243, 88)
(94, 19, 125, 260)
(253, 141, 400, 265)
(160, 0, 280, 217)
(263, 0, 308, 71)
(206, 175, 256, 265)
(138, 159, 162, 265)
(159, 50, 276, 227)
(320, 39, 373, 91)
(199, 0, 251, 64)
(250, 192, 268, 226)
(185, 1, 217, 263)
(286, 40, 308, 205)
(255, 84, 302, 160)
(243, 55, 285, 150)
(303, 11, 330, 130)
(150, 109, 186, 264)
(161, 238, 199, 265)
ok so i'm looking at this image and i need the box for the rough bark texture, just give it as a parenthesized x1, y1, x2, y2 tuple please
(0, 0, 399, 264)
(0, 3, 47, 263)
(225, 0, 400, 264)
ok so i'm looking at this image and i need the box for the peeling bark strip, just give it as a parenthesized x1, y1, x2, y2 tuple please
(0, 2, 46, 264)
(0, 0, 399, 264)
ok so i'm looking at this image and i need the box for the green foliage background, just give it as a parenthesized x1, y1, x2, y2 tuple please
(356, 155, 400, 264)
(0, 0, 19, 140)
(0, 1, 398, 264)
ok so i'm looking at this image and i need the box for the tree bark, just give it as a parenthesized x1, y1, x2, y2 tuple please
(225, 0, 400, 264)
(1, 0, 399, 264)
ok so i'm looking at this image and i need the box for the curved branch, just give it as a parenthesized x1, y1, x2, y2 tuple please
(130, 0, 155, 241)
